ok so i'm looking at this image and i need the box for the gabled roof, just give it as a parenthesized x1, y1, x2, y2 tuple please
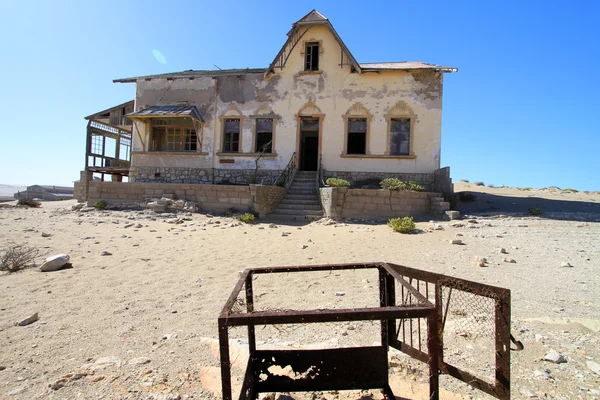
(267, 9, 362, 75)
(127, 105, 205, 123)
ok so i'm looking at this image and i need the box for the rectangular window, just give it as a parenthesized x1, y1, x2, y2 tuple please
(223, 118, 240, 152)
(255, 118, 273, 153)
(304, 42, 319, 71)
(390, 118, 411, 156)
(151, 118, 198, 152)
(346, 118, 367, 155)
(91, 135, 103, 155)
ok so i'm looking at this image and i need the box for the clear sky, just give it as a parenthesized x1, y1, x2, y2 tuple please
(0, 0, 598, 190)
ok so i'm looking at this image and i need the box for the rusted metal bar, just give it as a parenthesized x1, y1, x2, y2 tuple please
(382, 263, 430, 305)
(245, 273, 257, 393)
(427, 314, 440, 400)
(249, 262, 382, 275)
(224, 305, 434, 327)
(219, 270, 250, 318)
(379, 267, 388, 348)
(495, 292, 511, 399)
(218, 318, 232, 400)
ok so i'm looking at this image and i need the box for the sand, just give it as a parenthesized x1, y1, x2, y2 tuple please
(0, 184, 599, 399)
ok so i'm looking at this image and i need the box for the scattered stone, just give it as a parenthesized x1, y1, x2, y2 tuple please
(128, 357, 151, 366)
(8, 387, 27, 396)
(475, 257, 487, 267)
(41, 232, 51, 237)
(560, 262, 573, 268)
(450, 222, 464, 228)
(101, 251, 112, 256)
(587, 360, 600, 375)
(498, 248, 508, 254)
(135, 223, 143, 229)
(0, 366, 5, 371)
(40, 253, 70, 272)
(445, 210, 461, 220)
(18, 312, 39, 326)
(449, 239, 464, 245)
(335, 292, 345, 296)
(503, 258, 517, 263)
(124, 223, 134, 228)
(71, 203, 85, 211)
(302, 245, 308, 249)
(269, 223, 277, 228)
(91, 356, 121, 370)
(543, 351, 567, 364)
(432, 223, 443, 230)
(281, 232, 291, 237)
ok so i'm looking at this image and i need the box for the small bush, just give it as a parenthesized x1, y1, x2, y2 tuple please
(17, 198, 41, 208)
(240, 213, 255, 224)
(388, 217, 416, 233)
(520, 187, 532, 191)
(407, 181, 425, 191)
(0, 243, 39, 273)
(458, 192, 477, 202)
(474, 182, 485, 186)
(94, 200, 107, 209)
(562, 188, 579, 193)
(325, 178, 350, 187)
(528, 207, 542, 216)
(459, 179, 469, 183)
(380, 178, 406, 191)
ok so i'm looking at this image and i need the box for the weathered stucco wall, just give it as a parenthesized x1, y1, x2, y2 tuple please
(320, 187, 445, 219)
(129, 24, 445, 179)
(87, 181, 285, 216)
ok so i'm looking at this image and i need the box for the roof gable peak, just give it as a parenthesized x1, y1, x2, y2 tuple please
(297, 9, 328, 23)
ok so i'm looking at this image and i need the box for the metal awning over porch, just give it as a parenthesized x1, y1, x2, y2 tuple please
(127, 104, 205, 123)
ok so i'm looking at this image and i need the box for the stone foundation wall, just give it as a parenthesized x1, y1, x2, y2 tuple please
(87, 181, 286, 216)
(130, 167, 283, 185)
(252, 185, 286, 216)
(320, 187, 443, 219)
(324, 171, 435, 191)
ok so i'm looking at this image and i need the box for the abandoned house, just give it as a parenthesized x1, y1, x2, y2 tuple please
(15, 185, 74, 201)
(78, 10, 457, 219)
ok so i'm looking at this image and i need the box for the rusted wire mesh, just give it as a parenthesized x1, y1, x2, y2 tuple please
(439, 278, 496, 338)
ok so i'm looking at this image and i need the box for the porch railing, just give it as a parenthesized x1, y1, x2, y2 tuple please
(275, 152, 296, 188)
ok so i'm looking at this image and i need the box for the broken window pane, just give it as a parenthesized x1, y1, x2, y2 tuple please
(305, 42, 319, 71)
(301, 118, 319, 131)
(347, 118, 367, 155)
(390, 118, 410, 156)
(223, 119, 240, 152)
(256, 119, 273, 153)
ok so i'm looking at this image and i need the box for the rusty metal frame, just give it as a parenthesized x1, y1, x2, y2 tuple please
(218, 262, 516, 400)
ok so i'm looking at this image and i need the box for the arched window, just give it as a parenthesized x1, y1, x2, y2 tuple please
(342, 103, 372, 155)
(385, 101, 417, 156)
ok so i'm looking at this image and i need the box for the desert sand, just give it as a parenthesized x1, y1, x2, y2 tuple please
(0, 183, 599, 399)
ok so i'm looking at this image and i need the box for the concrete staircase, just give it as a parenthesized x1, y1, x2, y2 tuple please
(269, 171, 323, 221)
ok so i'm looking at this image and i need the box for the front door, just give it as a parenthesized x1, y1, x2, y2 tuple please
(299, 118, 319, 171)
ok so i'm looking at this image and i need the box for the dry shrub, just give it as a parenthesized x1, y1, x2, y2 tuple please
(17, 198, 41, 208)
(0, 243, 40, 273)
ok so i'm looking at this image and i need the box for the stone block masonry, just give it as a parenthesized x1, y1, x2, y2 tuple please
(320, 187, 446, 219)
(87, 182, 287, 216)
(130, 167, 283, 185)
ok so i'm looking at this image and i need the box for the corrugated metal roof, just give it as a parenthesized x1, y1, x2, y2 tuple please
(114, 68, 266, 83)
(360, 62, 458, 72)
(127, 105, 205, 123)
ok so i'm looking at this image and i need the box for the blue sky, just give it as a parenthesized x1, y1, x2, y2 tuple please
(0, 0, 598, 190)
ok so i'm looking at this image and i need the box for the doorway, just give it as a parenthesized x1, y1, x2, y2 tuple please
(299, 117, 319, 171)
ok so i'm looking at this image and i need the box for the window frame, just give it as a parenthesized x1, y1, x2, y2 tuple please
(253, 118, 274, 154)
(222, 118, 241, 153)
(302, 40, 323, 72)
(385, 101, 417, 157)
(342, 104, 372, 156)
(150, 117, 199, 152)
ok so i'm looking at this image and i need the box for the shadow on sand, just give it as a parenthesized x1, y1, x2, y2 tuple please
(459, 191, 600, 222)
